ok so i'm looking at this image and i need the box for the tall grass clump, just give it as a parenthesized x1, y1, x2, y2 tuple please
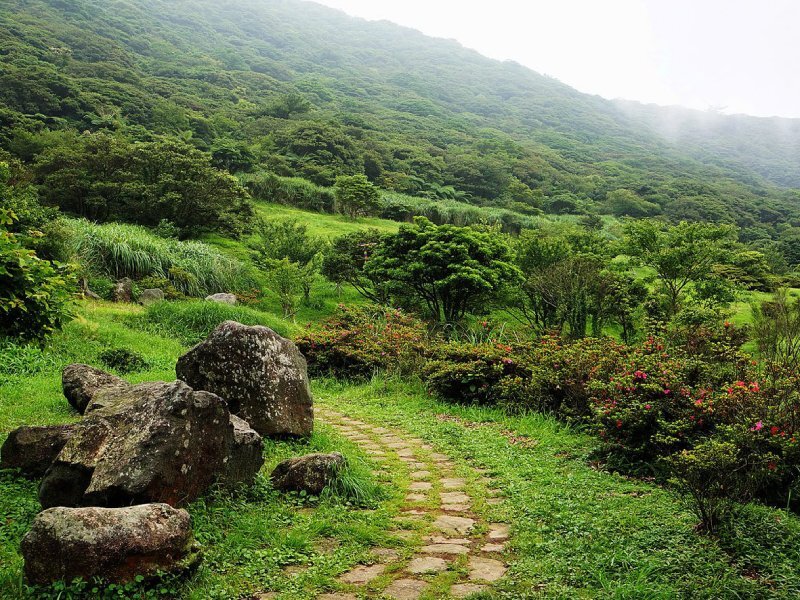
(136, 300, 295, 345)
(240, 171, 335, 213)
(63, 219, 256, 296)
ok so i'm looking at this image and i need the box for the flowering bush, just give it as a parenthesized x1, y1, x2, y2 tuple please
(295, 304, 430, 378)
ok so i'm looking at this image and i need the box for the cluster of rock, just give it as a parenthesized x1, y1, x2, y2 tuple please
(0, 321, 328, 586)
(96, 276, 239, 307)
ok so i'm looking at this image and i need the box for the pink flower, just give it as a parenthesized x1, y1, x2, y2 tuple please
(644, 404, 652, 410)
(751, 421, 764, 432)
(633, 370, 648, 380)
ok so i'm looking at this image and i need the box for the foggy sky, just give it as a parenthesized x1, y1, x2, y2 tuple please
(312, 0, 800, 119)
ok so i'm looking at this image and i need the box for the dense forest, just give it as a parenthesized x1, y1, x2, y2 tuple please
(2, 0, 800, 253)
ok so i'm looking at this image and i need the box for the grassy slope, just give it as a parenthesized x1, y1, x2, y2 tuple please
(2, 302, 800, 598)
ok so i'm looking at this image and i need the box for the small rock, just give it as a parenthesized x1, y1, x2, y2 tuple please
(468, 556, 506, 582)
(488, 523, 510, 541)
(0, 425, 76, 478)
(139, 288, 164, 306)
(113, 277, 133, 303)
(62, 364, 128, 415)
(21, 504, 199, 585)
(338, 563, 384, 584)
(205, 292, 237, 305)
(221, 415, 264, 487)
(406, 556, 448, 574)
(270, 452, 345, 495)
(384, 578, 428, 599)
(434, 515, 475, 536)
(176, 321, 313, 437)
(421, 543, 469, 555)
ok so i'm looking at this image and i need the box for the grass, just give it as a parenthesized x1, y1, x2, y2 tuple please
(3, 300, 800, 598)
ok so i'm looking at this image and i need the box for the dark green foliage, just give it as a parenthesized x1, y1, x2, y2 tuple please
(0, 0, 798, 243)
(98, 348, 148, 373)
(0, 208, 74, 341)
(321, 229, 391, 303)
(333, 175, 381, 219)
(33, 132, 254, 237)
(366, 218, 520, 323)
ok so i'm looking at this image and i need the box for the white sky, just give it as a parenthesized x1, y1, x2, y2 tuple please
(311, 0, 800, 119)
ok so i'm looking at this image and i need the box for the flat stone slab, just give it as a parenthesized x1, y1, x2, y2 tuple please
(450, 583, 489, 598)
(384, 578, 428, 600)
(397, 448, 415, 457)
(425, 535, 471, 545)
(405, 493, 427, 502)
(409, 470, 431, 480)
(406, 556, 449, 574)
(488, 524, 510, 541)
(339, 563, 385, 584)
(442, 503, 471, 512)
(434, 515, 475, 536)
(482, 542, 506, 552)
(371, 548, 401, 563)
(487, 497, 503, 505)
(421, 543, 470, 555)
(430, 453, 449, 462)
(409, 482, 432, 491)
(318, 594, 358, 600)
(441, 492, 470, 504)
(468, 556, 506, 582)
(441, 478, 466, 489)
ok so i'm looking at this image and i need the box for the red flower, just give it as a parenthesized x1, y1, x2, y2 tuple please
(616, 420, 623, 428)
(770, 426, 780, 436)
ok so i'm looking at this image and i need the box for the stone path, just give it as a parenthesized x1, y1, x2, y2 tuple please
(315, 407, 509, 599)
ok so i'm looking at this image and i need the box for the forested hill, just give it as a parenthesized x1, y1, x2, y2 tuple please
(2, 0, 800, 236)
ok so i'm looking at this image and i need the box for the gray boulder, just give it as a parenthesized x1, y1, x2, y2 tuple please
(21, 503, 200, 585)
(270, 452, 345, 495)
(139, 288, 165, 306)
(62, 363, 128, 415)
(176, 321, 313, 437)
(0, 424, 77, 478)
(113, 277, 133, 303)
(205, 293, 237, 305)
(221, 415, 264, 487)
(39, 380, 234, 509)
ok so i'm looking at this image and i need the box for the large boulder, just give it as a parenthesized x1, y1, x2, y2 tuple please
(21, 503, 200, 585)
(0, 425, 77, 478)
(62, 364, 128, 415)
(113, 277, 133, 303)
(39, 380, 234, 509)
(270, 452, 345, 495)
(139, 288, 164, 306)
(221, 415, 264, 487)
(205, 292, 237, 305)
(176, 321, 313, 437)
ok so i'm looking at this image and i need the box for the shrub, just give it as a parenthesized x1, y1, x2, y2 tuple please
(98, 348, 149, 373)
(295, 304, 430, 378)
(0, 209, 75, 340)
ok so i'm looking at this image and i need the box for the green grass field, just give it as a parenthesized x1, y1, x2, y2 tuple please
(2, 301, 800, 598)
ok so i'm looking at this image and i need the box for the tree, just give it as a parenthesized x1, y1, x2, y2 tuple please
(265, 258, 303, 319)
(333, 174, 381, 219)
(0, 207, 74, 340)
(604, 189, 661, 217)
(366, 218, 519, 323)
(250, 219, 325, 302)
(34, 132, 254, 237)
(321, 229, 390, 303)
(624, 220, 736, 317)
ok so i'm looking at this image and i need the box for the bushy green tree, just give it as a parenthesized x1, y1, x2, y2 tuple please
(333, 174, 381, 219)
(251, 219, 325, 302)
(0, 208, 74, 340)
(366, 218, 519, 323)
(265, 258, 303, 319)
(34, 132, 254, 237)
(624, 220, 736, 316)
(321, 229, 390, 303)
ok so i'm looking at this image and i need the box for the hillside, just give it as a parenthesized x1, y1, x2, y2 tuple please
(2, 0, 800, 241)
